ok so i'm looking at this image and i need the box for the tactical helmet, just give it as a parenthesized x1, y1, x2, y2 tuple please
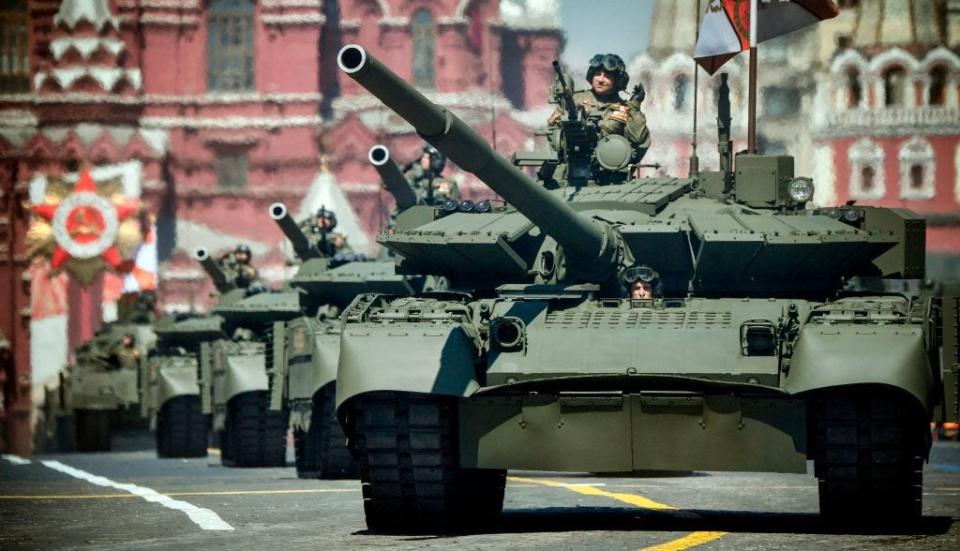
(623, 265, 659, 285)
(235, 244, 252, 255)
(586, 53, 629, 92)
(315, 207, 338, 230)
(423, 144, 446, 175)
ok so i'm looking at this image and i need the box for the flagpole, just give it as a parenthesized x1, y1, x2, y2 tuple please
(747, 0, 758, 153)
(689, 0, 701, 177)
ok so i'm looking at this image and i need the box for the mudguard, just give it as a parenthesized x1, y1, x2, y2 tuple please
(210, 340, 267, 430)
(72, 367, 139, 410)
(157, 360, 200, 406)
(336, 321, 479, 410)
(783, 323, 933, 410)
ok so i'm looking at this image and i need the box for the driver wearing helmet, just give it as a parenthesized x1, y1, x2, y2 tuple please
(623, 264, 660, 299)
(548, 53, 650, 157)
(300, 207, 352, 257)
(403, 144, 460, 206)
(219, 244, 260, 289)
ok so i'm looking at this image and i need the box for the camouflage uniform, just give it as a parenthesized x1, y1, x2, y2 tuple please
(405, 163, 460, 206)
(297, 219, 352, 257)
(218, 253, 260, 289)
(549, 90, 651, 153)
(110, 342, 141, 370)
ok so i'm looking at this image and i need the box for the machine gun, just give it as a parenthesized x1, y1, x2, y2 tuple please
(194, 247, 236, 294)
(551, 61, 598, 187)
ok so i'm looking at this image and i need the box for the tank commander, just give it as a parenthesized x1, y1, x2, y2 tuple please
(110, 333, 141, 370)
(624, 265, 660, 299)
(548, 53, 650, 159)
(219, 244, 260, 289)
(403, 144, 460, 206)
(300, 207, 352, 257)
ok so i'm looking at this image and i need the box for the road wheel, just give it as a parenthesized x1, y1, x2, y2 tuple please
(156, 396, 209, 458)
(221, 391, 288, 468)
(75, 409, 111, 452)
(295, 383, 359, 479)
(813, 387, 927, 524)
(349, 392, 505, 533)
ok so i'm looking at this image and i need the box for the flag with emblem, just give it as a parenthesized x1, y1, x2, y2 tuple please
(694, 0, 839, 74)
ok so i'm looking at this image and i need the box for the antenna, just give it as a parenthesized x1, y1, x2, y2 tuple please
(747, 0, 758, 153)
(688, 0, 702, 177)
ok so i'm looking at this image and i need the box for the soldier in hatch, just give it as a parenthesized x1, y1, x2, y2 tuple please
(219, 244, 260, 289)
(403, 144, 460, 206)
(548, 53, 651, 160)
(623, 265, 661, 299)
(299, 207, 352, 257)
(110, 333, 141, 370)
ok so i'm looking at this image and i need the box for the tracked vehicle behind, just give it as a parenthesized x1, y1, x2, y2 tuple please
(334, 45, 958, 533)
(267, 157, 434, 478)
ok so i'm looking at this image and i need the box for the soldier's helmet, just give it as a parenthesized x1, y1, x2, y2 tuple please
(423, 144, 446, 175)
(122, 333, 136, 346)
(315, 208, 338, 231)
(586, 53, 629, 92)
(623, 264, 660, 286)
(234, 243, 252, 262)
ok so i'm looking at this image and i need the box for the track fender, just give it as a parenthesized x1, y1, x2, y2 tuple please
(336, 322, 479, 411)
(223, 353, 269, 401)
(783, 324, 933, 410)
(157, 363, 199, 408)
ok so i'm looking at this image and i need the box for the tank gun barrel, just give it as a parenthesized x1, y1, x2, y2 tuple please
(269, 202, 315, 259)
(369, 145, 418, 210)
(193, 247, 235, 293)
(337, 45, 615, 274)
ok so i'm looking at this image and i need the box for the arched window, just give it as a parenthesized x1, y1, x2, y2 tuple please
(412, 9, 435, 88)
(0, 0, 29, 93)
(849, 139, 885, 200)
(672, 74, 687, 112)
(883, 66, 906, 107)
(846, 68, 861, 108)
(207, 0, 255, 92)
(899, 137, 935, 200)
(929, 65, 947, 106)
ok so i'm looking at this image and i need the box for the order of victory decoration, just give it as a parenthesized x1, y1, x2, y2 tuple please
(26, 168, 142, 285)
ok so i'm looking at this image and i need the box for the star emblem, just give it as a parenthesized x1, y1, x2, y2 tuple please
(30, 168, 139, 283)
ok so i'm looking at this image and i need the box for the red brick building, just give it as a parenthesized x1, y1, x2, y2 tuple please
(0, 0, 562, 453)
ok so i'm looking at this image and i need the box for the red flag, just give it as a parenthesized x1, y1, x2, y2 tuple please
(694, 0, 839, 74)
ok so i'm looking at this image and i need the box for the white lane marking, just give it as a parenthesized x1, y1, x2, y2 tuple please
(2, 454, 31, 465)
(40, 460, 234, 531)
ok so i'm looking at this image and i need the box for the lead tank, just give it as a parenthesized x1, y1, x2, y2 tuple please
(333, 45, 956, 533)
(267, 161, 433, 479)
(195, 248, 300, 467)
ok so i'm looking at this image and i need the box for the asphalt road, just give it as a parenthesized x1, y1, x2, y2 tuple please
(1, 433, 958, 550)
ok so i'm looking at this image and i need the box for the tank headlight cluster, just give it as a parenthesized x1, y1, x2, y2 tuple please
(458, 199, 475, 213)
(842, 209, 862, 223)
(475, 199, 492, 213)
(441, 199, 458, 212)
(787, 177, 814, 204)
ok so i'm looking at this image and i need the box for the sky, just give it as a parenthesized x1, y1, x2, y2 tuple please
(559, 0, 655, 68)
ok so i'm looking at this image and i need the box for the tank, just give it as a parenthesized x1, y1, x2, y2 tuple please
(266, 191, 434, 479)
(66, 292, 158, 452)
(194, 247, 300, 468)
(145, 313, 225, 458)
(333, 45, 956, 532)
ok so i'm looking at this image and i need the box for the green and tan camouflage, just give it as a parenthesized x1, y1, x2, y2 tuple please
(334, 44, 955, 533)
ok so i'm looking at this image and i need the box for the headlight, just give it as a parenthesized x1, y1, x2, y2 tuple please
(458, 199, 475, 213)
(787, 177, 814, 204)
(475, 199, 492, 213)
(842, 209, 861, 223)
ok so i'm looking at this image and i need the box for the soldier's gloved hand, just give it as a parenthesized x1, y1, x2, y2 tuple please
(628, 83, 645, 110)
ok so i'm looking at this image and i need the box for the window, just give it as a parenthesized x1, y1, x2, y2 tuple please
(929, 66, 947, 106)
(849, 139, 885, 200)
(216, 152, 248, 189)
(898, 137, 934, 200)
(883, 66, 906, 107)
(411, 9, 435, 88)
(207, 0, 255, 92)
(845, 69, 861, 108)
(0, 0, 29, 93)
(673, 75, 688, 112)
(763, 86, 801, 118)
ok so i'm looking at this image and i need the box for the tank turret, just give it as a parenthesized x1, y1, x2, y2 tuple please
(194, 247, 234, 293)
(369, 145, 419, 211)
(269, 202, 317, 260)
(338, 45, 628, 286)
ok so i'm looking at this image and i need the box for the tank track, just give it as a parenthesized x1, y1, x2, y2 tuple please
(348, 392, 505, 533)
(293, 383, 359, 479)
(221, 391, 288, 468)
(813, 388, 927, 522)
(156, 395, 209, 458)
(75, 409, 111, 452)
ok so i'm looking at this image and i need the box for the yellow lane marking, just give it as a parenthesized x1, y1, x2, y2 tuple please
(641, 531, 727, 551)
(509, 476, 675, 510)
(0, 488, 358, 500)
(508, 476, 727, 550)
